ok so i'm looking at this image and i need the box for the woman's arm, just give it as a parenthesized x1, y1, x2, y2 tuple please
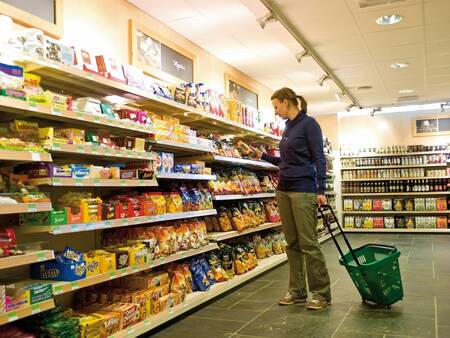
(305, 119, 327, 194)
(261, 153, 281, 166)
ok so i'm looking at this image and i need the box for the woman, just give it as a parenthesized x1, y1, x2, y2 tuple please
(254, 87, 331, 310)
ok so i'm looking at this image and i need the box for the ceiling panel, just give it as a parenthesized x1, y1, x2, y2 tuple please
(370, 43, 424, 61)
(128, 0, 200, 22)
(425, 22, 450, 41)
(427, 40, 450, 55)
(424, 0, 450, 24)
(363, 26, 424, 49)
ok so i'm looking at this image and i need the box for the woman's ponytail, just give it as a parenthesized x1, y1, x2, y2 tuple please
(296, 95, 307, 113)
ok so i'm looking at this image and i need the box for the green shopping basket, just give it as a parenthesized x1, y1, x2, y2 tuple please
(319, 205, 403, 308)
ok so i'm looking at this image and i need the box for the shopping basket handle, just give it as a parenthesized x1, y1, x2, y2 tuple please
(364, 243, 398, 254)
(318, 204, 360, 266)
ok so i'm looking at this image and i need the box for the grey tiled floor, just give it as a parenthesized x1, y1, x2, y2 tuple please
(145, 234, 450, 338)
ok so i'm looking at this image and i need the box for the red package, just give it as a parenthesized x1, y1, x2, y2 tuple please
(373, 217, 384, 229)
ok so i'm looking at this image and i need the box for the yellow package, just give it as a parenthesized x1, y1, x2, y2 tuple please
(134, 137, 145, 152)
(84, 253, 101, 277)
(58, 128, 85, 144)
(93, 250, 116, 273)
(81, 197, 102, 223)
(148, 193, 166, 215)
(39, 127, 69, 147)
(132, 243, 148, 265)
(166, 193, 183, 213)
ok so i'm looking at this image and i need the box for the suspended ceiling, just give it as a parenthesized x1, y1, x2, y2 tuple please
(128, 0, 450, 114)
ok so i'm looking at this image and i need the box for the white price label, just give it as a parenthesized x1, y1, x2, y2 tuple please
(31, 152, 41, 161)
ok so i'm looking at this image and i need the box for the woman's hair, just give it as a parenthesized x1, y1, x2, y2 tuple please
(271, 87, 307, 112)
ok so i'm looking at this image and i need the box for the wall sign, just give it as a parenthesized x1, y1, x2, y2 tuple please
(130, 20, 194, 84)
(225, 74, 259, 110)
(413, 114, 450, 137)
(0, 0, 63, 37)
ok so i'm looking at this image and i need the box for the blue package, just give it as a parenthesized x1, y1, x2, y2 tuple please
(31, 246, 86, 281)
(198, 257, 215, 285)
(190, 259, 210, 291)
(70, 164, 89, 178)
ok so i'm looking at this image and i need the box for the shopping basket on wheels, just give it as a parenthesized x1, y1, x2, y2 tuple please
(319, 205, 403, 308)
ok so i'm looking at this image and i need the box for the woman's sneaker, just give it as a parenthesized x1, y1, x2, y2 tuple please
(278, 292, 307, 305)
(306, 299, 331, 310)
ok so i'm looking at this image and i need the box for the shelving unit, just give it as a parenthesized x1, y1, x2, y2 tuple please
(0, 250, 55, 270)
(340, 145, 449, 234)
(0, 299, 55, 325)
(46, 143, 155, 161)
(108, 253, 287, 338)
(342, 192, 450, 197)
(107, 227, 336, 338)
(0, 202, 52, 215)
(207, 222, 282, 241)
(13, 53, 280, 145)
(341, 163, 447, 170)
(156, 173, 216, 181)
(0, 96, 155, 136)
(0, 149, 52, 162)
(341, 176, 449, 182)
(342, 211, 449, 215)
(340, 150, 449, 158)
(16, 209, 218, 235)
(343, 228, 450, 233)
(52, 243, 219, 296)
(186, 154, 278, 170)
(212, 193, 276, 201)
(28, 177, 158, 187)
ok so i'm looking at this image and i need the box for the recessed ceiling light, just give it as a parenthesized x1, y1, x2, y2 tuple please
(398, 89, 414, 94)
(390, 62, 409, 69)
(376, 14, 403, 26)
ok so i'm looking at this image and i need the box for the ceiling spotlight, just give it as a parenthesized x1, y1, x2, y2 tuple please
(318, 74, 330, 87)
(441, 102, 450, 112)
(257, 12, 277, 29)
(335, 91, 345, 101)
(370, 107, 382, 117)
(295, 50, 309, 64)
(345, 103, 356, 112)
(390, 62, 409, 69)
(376, 14, 403, 26)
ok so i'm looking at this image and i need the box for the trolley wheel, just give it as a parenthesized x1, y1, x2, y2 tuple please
(362, 299, 367, 304)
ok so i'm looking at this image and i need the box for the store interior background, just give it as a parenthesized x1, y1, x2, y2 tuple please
(53, 0, 449, 148)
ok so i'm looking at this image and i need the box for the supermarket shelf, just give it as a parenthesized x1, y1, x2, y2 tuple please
(28, 177, 158, 187)
(46, 143, 155, 161)
(342, 211, 449, 215)
(0, 95, 155, 136)
(343, 228, 450, 233)
(341, 176, 449, 182)
(0, 250, 55, 270)
(13, 54, 279, 145)
(341, 163, 448, 170)
(16, 209, 218, 235)
(0, 299, 55, 325)
(0, 149, 52, 162)
(342, 192, 450, 197)
(156, 173, 217, 181)
(340, 150, 449, 159)
(109, 253, 288, 338)
(207, 221, 282, 241)
(317, 224, 340, 242)
(0, 202, 52, 215)
(152, 139, 215, 154)
(213, 193, 276, 201)
(52, 243, 219, 296)
(188, 154, 278, 170)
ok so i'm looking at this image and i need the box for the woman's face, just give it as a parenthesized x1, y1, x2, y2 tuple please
(272, 98, 289, 119)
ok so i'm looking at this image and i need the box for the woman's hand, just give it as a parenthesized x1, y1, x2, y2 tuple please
(316, 194, 327, 207)
(250, 146, 263, 160)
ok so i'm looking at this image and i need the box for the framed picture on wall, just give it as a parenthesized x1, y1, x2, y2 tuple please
(0, 0, 63, 38)
(129, 19, 195, 84)
(225, 73, 259, 109)
(413, 114, 450, 136)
